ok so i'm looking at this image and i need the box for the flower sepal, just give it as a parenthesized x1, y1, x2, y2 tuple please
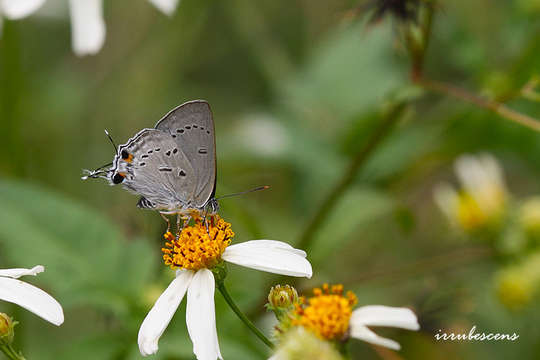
(211, 261, 228, 284)
(0, 313, 16, 346)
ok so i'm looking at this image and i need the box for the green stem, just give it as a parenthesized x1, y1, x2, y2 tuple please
(244, 103, 406, 319)
(406, 0, 434, 80)
(217, 282, 274, 349)
(295, 102, 406, 252)
(0, 344, 25, 360)
(417, 77, 540, 132)
(336, 341, 350, 359)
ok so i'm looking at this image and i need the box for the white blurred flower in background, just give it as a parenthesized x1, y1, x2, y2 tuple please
(236, 114, 289, 157)
(434, 153, 508, 233)
(0, 0, 46, 36)
(0, 0, 180, 56)
(68, 0, 179, 56)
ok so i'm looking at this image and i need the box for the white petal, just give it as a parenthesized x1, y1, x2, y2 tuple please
(138, 270, 194, 356)
(0, 265, 44, 278)
(433, 183, 459, 220)
(478, 153, 504, 186)
(186, 269, 222, 360)
(350, 306, 419, 330)
(349, 324, 401, 350)
(147, 0, 179, 16)
(349, 306, 419, 351)
(69, 0, 106, 56)
(455, 155, 485, 194)
(227, 240, 307, 257)
(0, 277, 64, 326)
(0, 0, 45, 19)
(222, 240, 312, 278)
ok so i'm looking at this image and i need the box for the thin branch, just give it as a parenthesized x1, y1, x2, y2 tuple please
(295, 102, 407, 252)
(246, 104, 406, 319)
(521, 76, 540, 102)
(416, 77, 540, 132)
(408, 2, 435, 81)
(403, 3, 540, 132)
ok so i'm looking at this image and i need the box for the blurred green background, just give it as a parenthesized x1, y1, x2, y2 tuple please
(1, 0, 539, 359)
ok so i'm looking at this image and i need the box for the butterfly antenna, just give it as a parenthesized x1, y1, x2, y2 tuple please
(216, 186, 270, 200)
(104, 129, 118, 153)
(81, 169, 108, 180)
(81, 162, 113, 180)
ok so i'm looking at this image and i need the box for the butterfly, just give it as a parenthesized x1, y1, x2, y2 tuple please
(83, 100, 218, 233)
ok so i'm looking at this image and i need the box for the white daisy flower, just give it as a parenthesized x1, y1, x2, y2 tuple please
(0, 265, 64, 326)
(138, 216, 313, 358)
(68, 0, 180, 56)
(279, 284, 418, 354)
(434, 153, 507, 231)
(0, 0, 46, 36)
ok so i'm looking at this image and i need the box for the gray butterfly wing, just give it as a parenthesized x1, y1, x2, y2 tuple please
(112, 129, 196, 210)
(154, 100, 216, 208)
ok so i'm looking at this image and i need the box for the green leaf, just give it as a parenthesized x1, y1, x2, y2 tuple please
(309, 187, 395, 264)
(0, 180, 156, 314)
(282, 20, 406, 128)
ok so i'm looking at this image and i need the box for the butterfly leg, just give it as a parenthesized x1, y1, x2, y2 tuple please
(160, 213, 171, 233)
(202, 209, 210, 234)
(176, 214, 182, 240)
(175, 214, 192, 240)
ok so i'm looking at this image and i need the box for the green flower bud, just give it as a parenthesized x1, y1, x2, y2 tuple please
(0, 313, 16, 346)
(267, 285, 300, 324)
(268, 285, 299, 310)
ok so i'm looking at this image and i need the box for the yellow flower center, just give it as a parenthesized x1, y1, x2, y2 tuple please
(162, 216, 234, 271)
(293, 284, 357, 341)
(457, 192, 487, 230)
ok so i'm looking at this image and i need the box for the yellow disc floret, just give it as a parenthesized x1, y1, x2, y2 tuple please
(162, 216, 234, 271)
(293, 284, 357, 341)
(457, 192, 487, 231)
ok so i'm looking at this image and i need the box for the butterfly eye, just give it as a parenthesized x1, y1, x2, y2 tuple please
(112, 172, 125, 184)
